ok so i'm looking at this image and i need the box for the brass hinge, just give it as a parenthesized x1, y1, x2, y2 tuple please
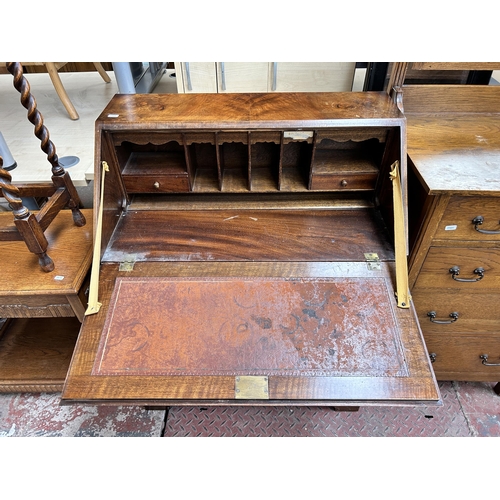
(119, 254, 137, 272)
(235, 376, 269, 399)
(364, 252, 381, 271)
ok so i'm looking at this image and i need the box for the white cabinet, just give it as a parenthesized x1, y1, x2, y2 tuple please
(217, 62, 269, 92)
(272, 62, 356, 92)
(176, 62, 217, 93)
(175, 62, 357, 93)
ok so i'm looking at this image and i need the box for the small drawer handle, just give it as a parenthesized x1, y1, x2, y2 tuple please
(480, 354, 500, 366)
(429, 352, 437, 363)
(449, 265, 485, 282)
(427, 311, 459, 324)
(153, 181, 160, 189)
(472, 216, 500, 235)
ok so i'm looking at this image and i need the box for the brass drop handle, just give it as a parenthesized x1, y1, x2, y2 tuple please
(480, 354, 500, 366)
(449, 265, 485, 282)
(427, 311, 459, 324)
(472, 216, 500, 235)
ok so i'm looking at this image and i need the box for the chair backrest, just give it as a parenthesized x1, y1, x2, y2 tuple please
(387, 62, 500, 114)
(0, 62, 86, 272)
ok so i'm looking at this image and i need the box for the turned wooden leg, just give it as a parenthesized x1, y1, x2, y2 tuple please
(93, 62, 111, 83)
(52, 171, 86, 226)
(1, 163, 54, 272)
(494, 383, 500, 396)
(44, 62, 79, 120)
(14, 212, 55, 272)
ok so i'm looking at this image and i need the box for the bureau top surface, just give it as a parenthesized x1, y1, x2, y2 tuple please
(96, 92, 404, 130)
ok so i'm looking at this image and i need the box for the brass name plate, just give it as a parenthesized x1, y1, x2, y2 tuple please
(235, 376, 269, 399)
(283, 130, 314, 140)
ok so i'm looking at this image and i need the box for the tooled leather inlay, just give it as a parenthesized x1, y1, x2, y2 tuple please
(92, 277, 408, 377)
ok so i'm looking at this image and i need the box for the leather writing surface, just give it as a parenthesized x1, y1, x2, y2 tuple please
(92, 277, 408, 378)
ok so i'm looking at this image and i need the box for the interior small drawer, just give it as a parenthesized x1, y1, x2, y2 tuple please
(411, 288, 500, 334)
(424, 331, 500, 381)
(435, 195, 500, 241)
(122, 174, 190, 193)
(309, 149, 379, 191)
(122, 151, 190, 193)
(414, 246, 500, 289)
(310, 171, 378, 191)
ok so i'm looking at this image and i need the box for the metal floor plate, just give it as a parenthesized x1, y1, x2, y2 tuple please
(163, 382, 470, 437)
(2, 381, 500, 436)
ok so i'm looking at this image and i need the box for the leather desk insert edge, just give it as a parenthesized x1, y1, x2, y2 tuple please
(62, 260, 439, 405)
(92, 276, 409, 378)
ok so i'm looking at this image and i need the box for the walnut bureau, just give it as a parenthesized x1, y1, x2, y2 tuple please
(61, 92, 440, 407)
(404, 85, 500, 388)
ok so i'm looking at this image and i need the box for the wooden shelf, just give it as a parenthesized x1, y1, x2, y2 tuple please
(0, 317, 81, 392)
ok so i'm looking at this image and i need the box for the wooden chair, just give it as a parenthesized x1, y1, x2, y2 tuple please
(0, 62, 86, 272)
(15, 62, 111, 120)
(386, 62, 499, 112)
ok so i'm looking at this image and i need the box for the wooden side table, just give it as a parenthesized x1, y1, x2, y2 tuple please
(0, 208, 93, 392)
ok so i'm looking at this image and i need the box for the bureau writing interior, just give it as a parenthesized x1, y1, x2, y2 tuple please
(61, 92, 440, 406)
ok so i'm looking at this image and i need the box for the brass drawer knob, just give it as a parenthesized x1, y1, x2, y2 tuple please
(472, 216, 500, 235)
(153, 181, 160, 189)
(449, 265, 485, 282)
(427, 311, 459, 324)
(340, 179, 348, 187)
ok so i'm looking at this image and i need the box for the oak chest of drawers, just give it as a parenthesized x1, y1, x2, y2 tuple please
(405, 85, 500, 384)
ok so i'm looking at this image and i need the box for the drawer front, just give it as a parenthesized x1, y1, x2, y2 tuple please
(310, 172, 378, 191)
(0, 296, 75, 318)
(424, 332, 500, 381)
(123, 174, 190, 193)
(412, 289, 500, 334)
(435, 195, 500, 242)
(414, 246, 500, 289)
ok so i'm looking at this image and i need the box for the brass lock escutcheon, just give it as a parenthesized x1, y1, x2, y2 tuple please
(235, 376, 269, 399)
